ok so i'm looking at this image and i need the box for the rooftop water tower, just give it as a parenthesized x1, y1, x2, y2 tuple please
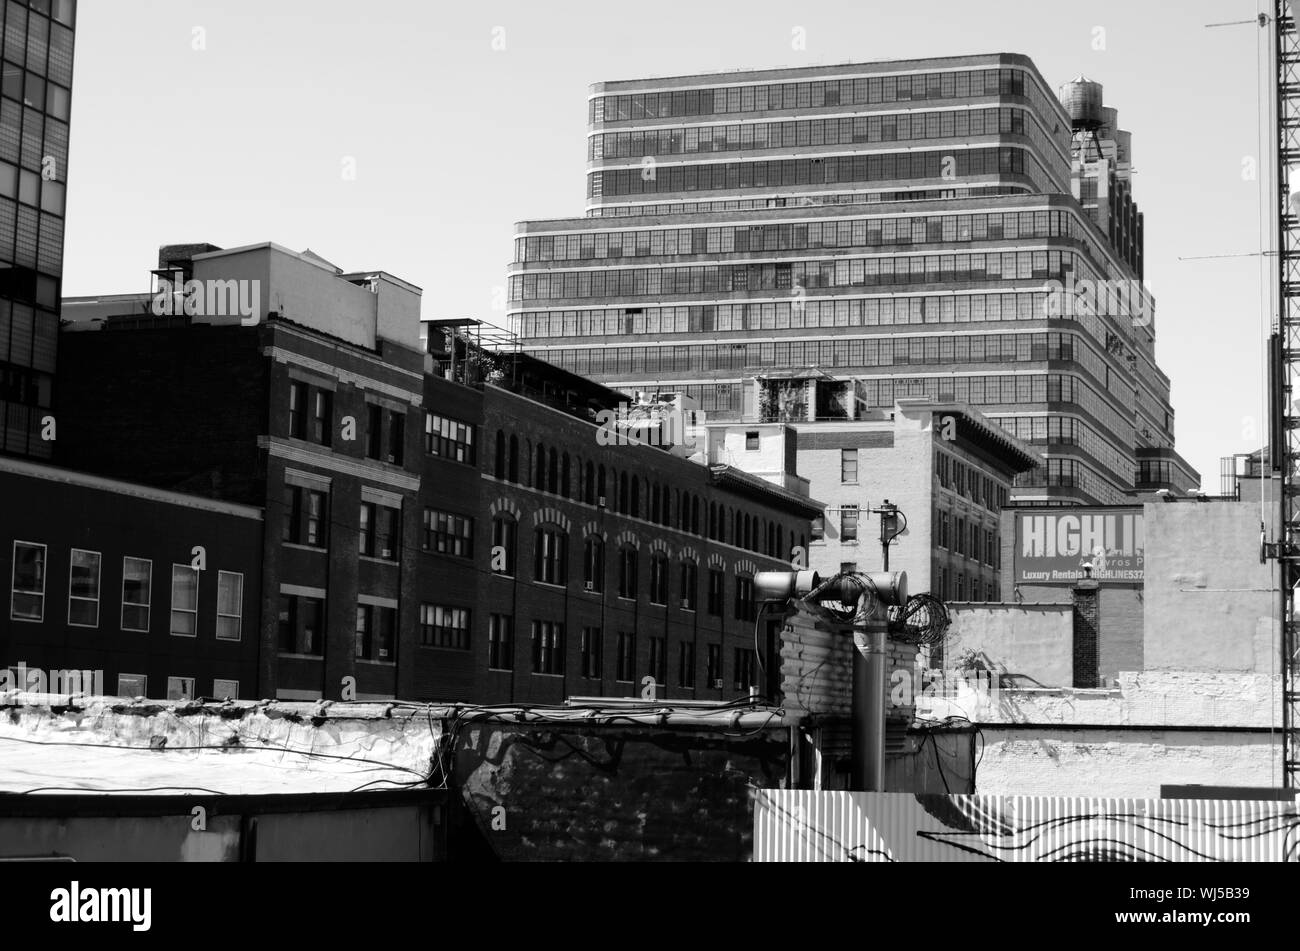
(1059, 76, 1106, 160)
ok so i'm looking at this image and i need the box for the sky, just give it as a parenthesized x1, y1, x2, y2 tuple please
(63, 0, 1274, 489)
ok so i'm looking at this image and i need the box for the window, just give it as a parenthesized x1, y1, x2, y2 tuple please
(734, 649, 757, 691)
(361, 502, 400, 561)
(489, 614, 514, 670)
(216, 572, 244, 641)
(534, 527, 568, 585)
(650, 553, 670, 605)
(118, 674, 147, 699)
(745, 431, 760, 451)
(424, 509, 474, 558)
(841, 505, 860, 542)
(532, 621, 565, 675)
(421, 604, 470, 650)
(811, 516, 825, 541)
(11, 542, 46, 622)
(707, 569, 725, 616)
(706, 644, 723, 688)
(426, 413, 477, 464)
(213, 679, 240, 701)
(167, 677, 196, 702)
(616, 632, 637, 682)
(492, 516, 518, 576)
(312, 390, 333, 446)
(734, 575, 756, 622)
(284, 486, 330, 549)
(678, 642, 696, 688)
(288, 381, 308, 440)
(840, 562, 859, 575)
(366, 404, 383, 460)
(581, 627, 603, 679)
(121, 557, 152, 632)
(357, 604, 397, 662)
(648, 637, 667, 686)
(679, 561, 698, 611)
(279, 595, 325, 656)
(583, 537, 604, 592)
(68, 549, 101, 628)
(618, 547, 639, 599)
(170, 565, 199, 637)
(388, 411, 406, 465)
(841, 449, 859, 484)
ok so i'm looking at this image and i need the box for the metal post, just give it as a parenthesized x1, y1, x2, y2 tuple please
(851, 620, 888, 792)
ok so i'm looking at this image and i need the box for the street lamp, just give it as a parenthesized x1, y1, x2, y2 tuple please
(873, 500, 907, 571)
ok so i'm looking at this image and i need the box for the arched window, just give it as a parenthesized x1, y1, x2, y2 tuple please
(598, 465, 607, 505)
(650, 553, 670, 605)
(631, 478, 641, 519)
(494, 431, 506, 479)
(651, 484, 661, 524)
(534, 524, 568, 585)
(535, 442, 547, 490)
(492, 515, 518, 577)
(679, 560, 698, 611)
(562, 453, 572, 499)
(548, 448, 558, 494)
(618, 546, 639, 599)
(584, 536, 605, 593)
(692, 497, 701, 535)
(585, 462, 596, 504)
(508, 436, 519, 483)
(709, 502, 717, 540)
(661, 486, 671, 526)
(619, 473, 629, 513)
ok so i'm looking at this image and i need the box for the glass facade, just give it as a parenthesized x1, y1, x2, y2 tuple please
(513, 55, 1187, 504)
(0, 0, 74, 459)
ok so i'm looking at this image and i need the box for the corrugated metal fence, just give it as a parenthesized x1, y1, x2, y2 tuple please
(753, 790, 1300, 862)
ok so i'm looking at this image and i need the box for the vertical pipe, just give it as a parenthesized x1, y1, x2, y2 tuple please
(851, 621, 888, 792)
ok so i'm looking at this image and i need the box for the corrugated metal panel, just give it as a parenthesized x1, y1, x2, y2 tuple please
(753, 791, 1300, 862)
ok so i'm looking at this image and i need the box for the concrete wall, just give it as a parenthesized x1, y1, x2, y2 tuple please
(945, 603, 1073, 687)
(1143, 501, 1278, 674)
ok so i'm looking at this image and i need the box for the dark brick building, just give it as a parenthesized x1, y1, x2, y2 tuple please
(415, 323, 824, 704)
(0, 455, 262, 700)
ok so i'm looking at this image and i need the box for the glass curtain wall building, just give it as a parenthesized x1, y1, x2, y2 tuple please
(508, 54, 1195, 504)
(0, 0, 74, 459)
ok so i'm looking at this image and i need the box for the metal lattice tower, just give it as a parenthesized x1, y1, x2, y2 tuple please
(1274, 0, 1300, 789)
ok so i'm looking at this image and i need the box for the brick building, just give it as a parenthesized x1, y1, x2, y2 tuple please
(416, 321, 824, 704)
(58, 242, 427, 701)
(0, 454, 262, 699)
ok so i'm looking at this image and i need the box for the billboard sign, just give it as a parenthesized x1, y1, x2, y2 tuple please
(1015, 509, 1143, 584)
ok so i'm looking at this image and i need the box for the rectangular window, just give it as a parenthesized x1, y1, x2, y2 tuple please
(167, 677, 196, 702)
(679, 562, 698, 611)
(649, 555, 669, 605)
(534, 528, 568, 585)
(11, 542, 46, 622)
(424, 509, 474, 558)
(421, 604, 471, 651)
(649, 636, 667, 687)
(118, 674, 147, 699)
(616, 632, 636, 682)
(357, 603, 397, 662)
(707, 569, 725, 616)
(841, 505, 860, 542)
(841, 449, 859, 484)
(170, 565, 199, 637)
(284, 486, 329, 548)
(216, 571, 244, 641)
(361, 503, 401, 562)
(734, 649, 757, 691)
(580, 626, 602, 679)
(706, 644, 723, 689)
(279, 595, 325, 656)
(213, 679, 240, 701)
(426, 413, 477, 464)
(489, 614, 515, 670)
(288, 381, 308, 440)
(677, 642, 696, 688)
(619, 548, 639, 599)
(745, 431, 760, 450)
(312, 390, 333, 446)
(366, 404, 383, 460)
(387, 411, 406, 466)
(68, 549, 101, 628)
(121, 557, 152, 632)
(532, 621, 566, 675)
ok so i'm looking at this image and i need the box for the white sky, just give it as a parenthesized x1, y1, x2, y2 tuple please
(63, 0, 1276, 489)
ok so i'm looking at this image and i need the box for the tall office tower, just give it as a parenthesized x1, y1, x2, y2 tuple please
(509, 54, 1198, 504)
(0, 0, 75, 459)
